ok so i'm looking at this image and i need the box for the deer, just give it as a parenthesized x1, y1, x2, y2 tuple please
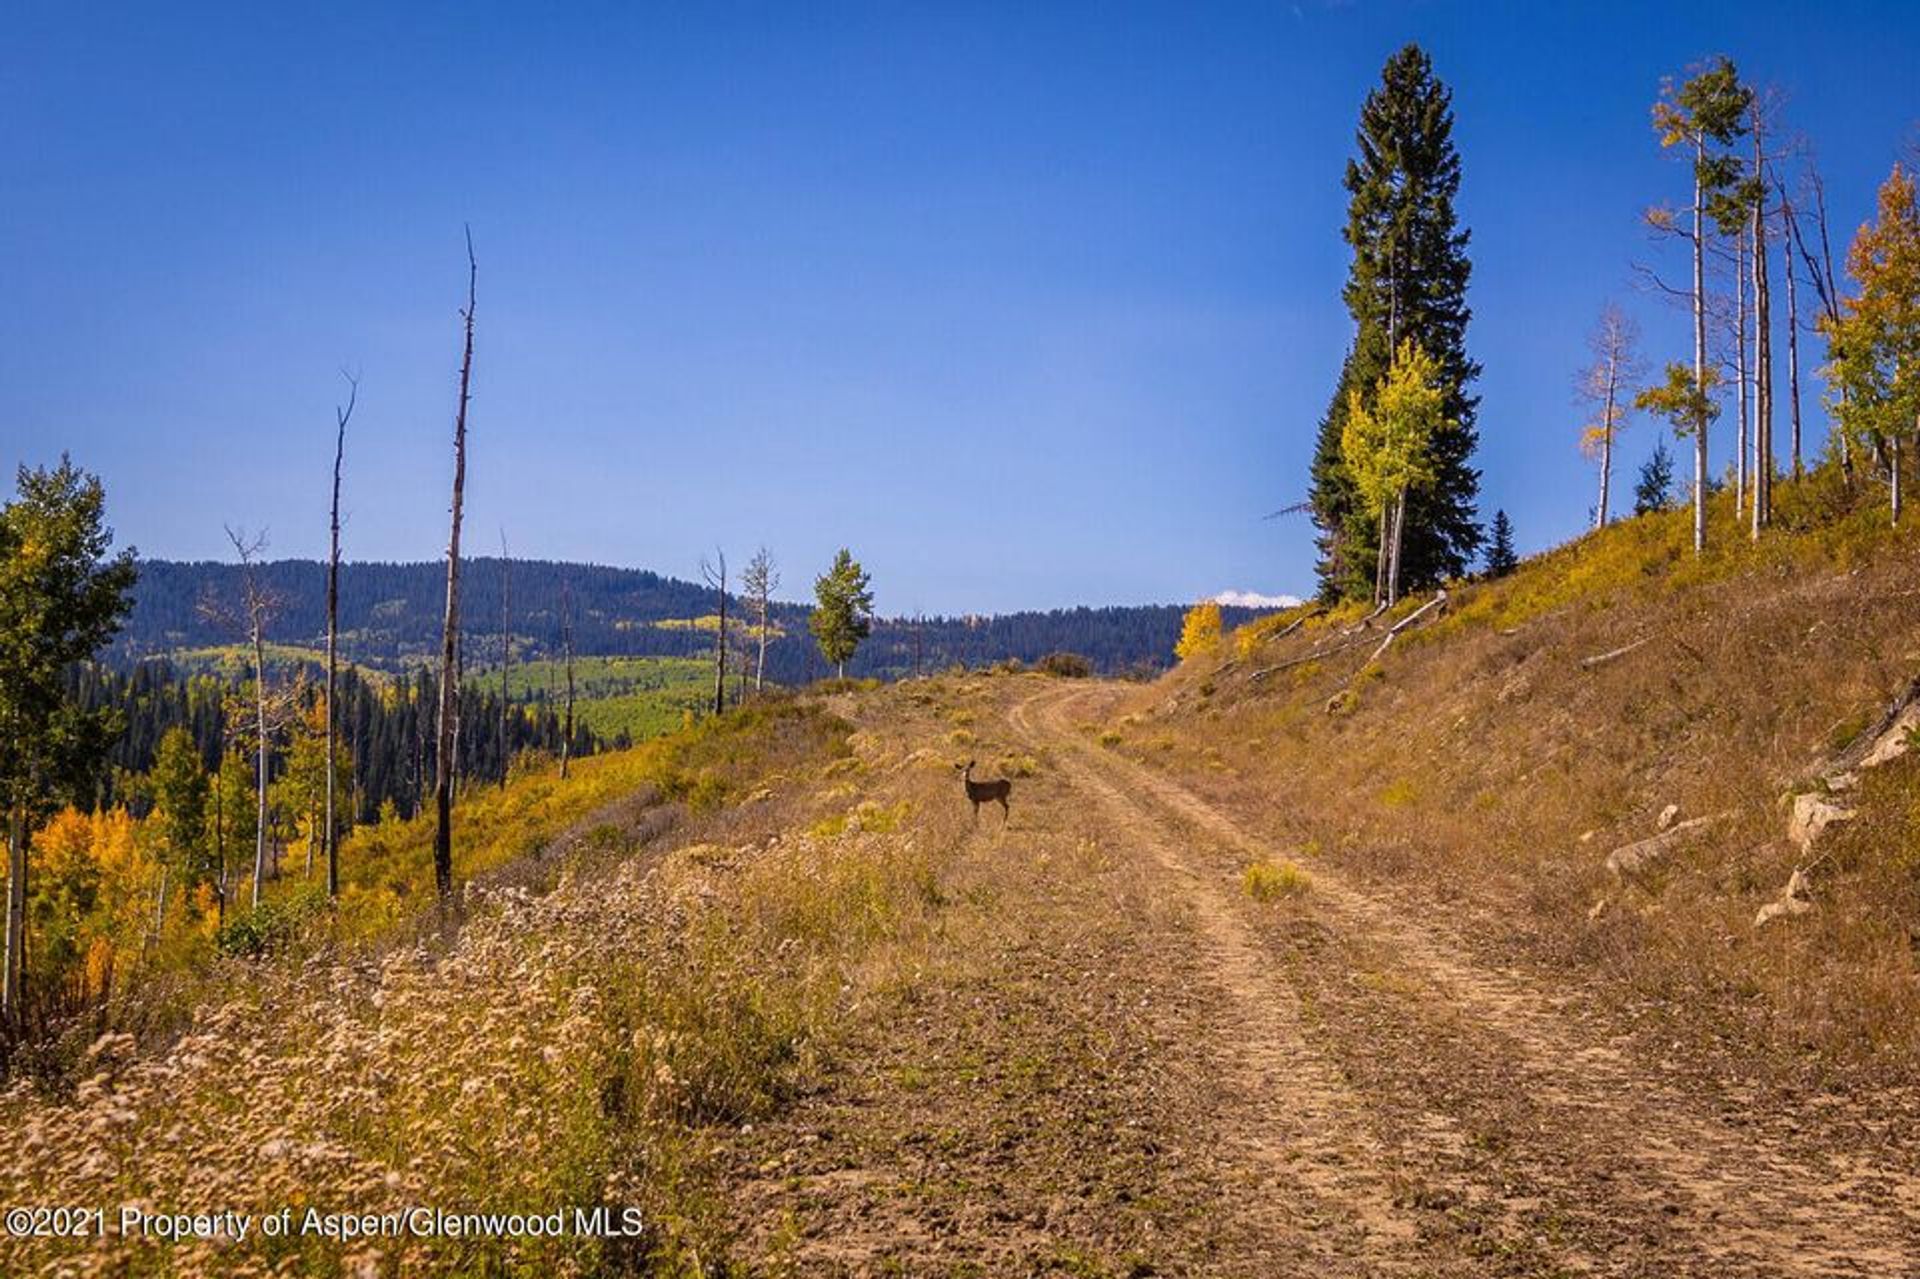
(958, 759, 1012, 823)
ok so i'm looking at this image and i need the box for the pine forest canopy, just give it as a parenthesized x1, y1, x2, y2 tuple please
(117, 557, 1278, 683)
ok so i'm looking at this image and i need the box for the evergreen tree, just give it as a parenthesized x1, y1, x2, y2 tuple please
(1485, 510, 1518, 577)
(0, 457, 138, 1020)
(149, 727, 210, 930)
(1310, 43, 1481, 601)
(810, 549, 873, 679)
(1633, 439, 1678, 515)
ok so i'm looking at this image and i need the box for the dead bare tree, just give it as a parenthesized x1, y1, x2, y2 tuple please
(433, 229, 477, 902)
(702, 549, 728, 715)
(1778, 180, 1806, 478)
(1749, 93, 1782, 536)
(325, 373, 355, 900)
(1578, 303, 1643, 528)
(742, 546, 778, 693)
(215, 526, 277, 911)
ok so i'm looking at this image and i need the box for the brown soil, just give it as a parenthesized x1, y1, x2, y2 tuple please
(714, 676, 1920, 1277)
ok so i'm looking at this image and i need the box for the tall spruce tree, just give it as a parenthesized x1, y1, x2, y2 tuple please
(1310, 43, 1481, 601)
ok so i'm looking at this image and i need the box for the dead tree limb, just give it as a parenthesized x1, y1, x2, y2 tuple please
(433, 228, 476, 902)
(325, 372, 355, 899)
(1250, 633, 1367, 681)
(1820, 674, 1920, 780)
(1363, 589, 1448, 666)
(1579, 637, 1652, 670)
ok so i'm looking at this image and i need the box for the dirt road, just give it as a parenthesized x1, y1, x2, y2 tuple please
(724, 678, 1920, 1276)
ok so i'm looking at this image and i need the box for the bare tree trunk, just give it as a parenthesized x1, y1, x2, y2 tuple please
(450, 631, 464, 800)
(3, 808, 26, 1023)
(1813, 176, 1852, 476)
(250, 608, 269, 910)
(1780, 185, 1804, 480)
(149, 865, 169, 955)
(1751, 120, 1773, 537)
(1386, 489, 1407, 606)
(433, 230, 477, 902)
(325, 379, 352, 899)
(755, 607, 768, 691)
(1895, 435, 1905, 528)
(559, 580, 575, 781)
(1735, 225, 1749, 517)
(498, 534, 511, 789)
(1597, 351, 1617, 528)
(1373, 506, 1389, 606)
(1691, 150, 1709, 554)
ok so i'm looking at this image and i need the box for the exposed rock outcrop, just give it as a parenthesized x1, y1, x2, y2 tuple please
(1787, 792, 1855, 854)
(1755, 869, 1816, 929)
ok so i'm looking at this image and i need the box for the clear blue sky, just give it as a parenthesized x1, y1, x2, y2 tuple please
(4, 2, 1917, 613)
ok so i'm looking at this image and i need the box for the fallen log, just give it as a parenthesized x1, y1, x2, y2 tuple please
(1603, 811, 1732, 880)
(1579, 637, 1651, 671)
(1249, 634, 1364, 680)
(1822, 674, 1920, 780)
(1363, 589, 1448, 666)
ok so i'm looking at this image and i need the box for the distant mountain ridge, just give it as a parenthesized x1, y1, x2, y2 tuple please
(117, 558, 1280, 681)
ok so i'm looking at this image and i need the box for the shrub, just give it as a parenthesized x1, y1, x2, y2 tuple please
(215, 890, 326, 958)
(1037, 651, 1093, 678)
(1242, 860, 1312, 902)
(1175, 602, 1223, 661)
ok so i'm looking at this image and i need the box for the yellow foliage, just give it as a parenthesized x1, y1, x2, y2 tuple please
(1342, 340, 1452, 520)
(1175, 602, 1223, 662)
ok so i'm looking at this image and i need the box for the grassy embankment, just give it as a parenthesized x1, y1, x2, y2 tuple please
(1127, 467, 1920, 1085)
(1, 688, 1009, 1275)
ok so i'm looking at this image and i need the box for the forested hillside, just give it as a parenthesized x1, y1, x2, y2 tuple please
(120, 557, 1275, 680)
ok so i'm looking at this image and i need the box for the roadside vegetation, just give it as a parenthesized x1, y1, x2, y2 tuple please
(1154, 466, 1920, 1086)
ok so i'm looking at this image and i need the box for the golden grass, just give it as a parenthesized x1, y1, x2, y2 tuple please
(0, 693, 981, 1276)
(1149, 466, 1920, 1081)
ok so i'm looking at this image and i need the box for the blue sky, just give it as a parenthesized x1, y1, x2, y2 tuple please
(4, 2, 1917, 613)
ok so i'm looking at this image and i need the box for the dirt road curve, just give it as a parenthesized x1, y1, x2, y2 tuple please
(729, 680, 1920, 1277)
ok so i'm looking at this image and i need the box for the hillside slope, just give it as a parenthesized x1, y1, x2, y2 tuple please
(1127, 486, 1920, 1084)
(120, 558, 1276, 679)
(9, 487, 1919, 1277)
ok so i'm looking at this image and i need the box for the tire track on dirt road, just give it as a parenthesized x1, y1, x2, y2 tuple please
(1014, 682, 1920, 1278)
(1008, 690, 1513, 1277)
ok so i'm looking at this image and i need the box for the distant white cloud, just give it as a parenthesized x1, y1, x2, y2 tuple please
(1210, 589, 1303, 609)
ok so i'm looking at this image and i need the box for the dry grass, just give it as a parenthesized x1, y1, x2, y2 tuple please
(0, 694, 985, 1276)
(1136, 468, 1920, 1084)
